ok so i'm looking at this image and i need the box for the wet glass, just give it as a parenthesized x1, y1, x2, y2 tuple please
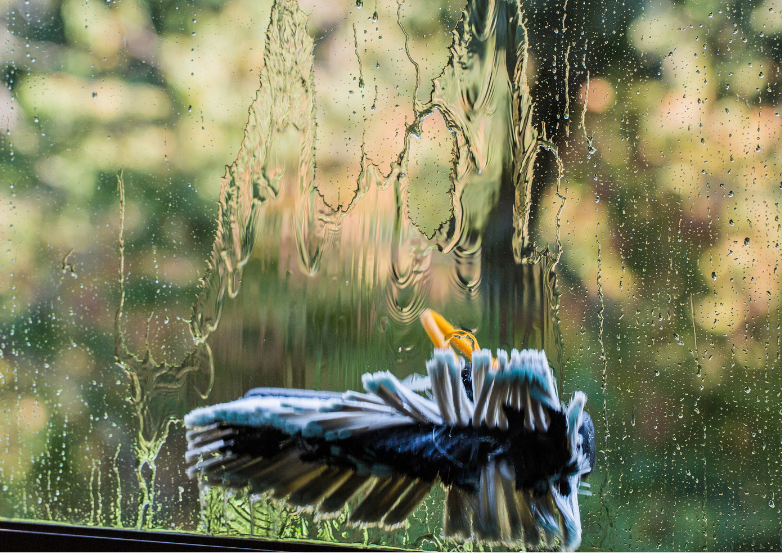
(1, 0, 780, 549)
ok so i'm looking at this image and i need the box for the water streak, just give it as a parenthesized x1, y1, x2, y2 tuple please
(113, 0, 570, 541)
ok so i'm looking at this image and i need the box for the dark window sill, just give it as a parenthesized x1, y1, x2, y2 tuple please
(0, 519, 378, 551)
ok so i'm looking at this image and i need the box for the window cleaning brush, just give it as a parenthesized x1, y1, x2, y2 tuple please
(184, 309, 596, 551)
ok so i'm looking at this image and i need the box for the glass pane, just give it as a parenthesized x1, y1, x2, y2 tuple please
(1, 0, 780, 549)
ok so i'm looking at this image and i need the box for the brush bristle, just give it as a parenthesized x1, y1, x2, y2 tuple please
(184, 346, 590, 549)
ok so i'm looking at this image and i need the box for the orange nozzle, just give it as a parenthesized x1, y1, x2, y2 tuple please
(420, 308, 449, 350)
(420, 308, 479, 358)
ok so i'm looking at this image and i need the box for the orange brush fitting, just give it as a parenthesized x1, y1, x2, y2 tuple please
(420, 309, 449, 350)
(421, 309, 478, 358)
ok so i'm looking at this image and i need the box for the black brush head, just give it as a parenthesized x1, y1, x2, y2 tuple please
(579, 411, 597, 476)
(461, 363, 473, 402)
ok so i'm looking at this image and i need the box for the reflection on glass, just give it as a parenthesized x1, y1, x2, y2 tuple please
(1, 0, 781, 549)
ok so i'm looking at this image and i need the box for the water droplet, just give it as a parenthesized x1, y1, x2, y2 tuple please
(711, 271, 717, 281)
(356, 0, 363, 7)
(729, 219, 734, 226)
(744, 386, 751, 394)
(755, 145, 761, 152)
(92, 91, 97, 98)
(744, 237, 750, 247)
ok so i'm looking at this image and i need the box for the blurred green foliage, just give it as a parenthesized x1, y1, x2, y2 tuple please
(1, 0, 781, 550)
